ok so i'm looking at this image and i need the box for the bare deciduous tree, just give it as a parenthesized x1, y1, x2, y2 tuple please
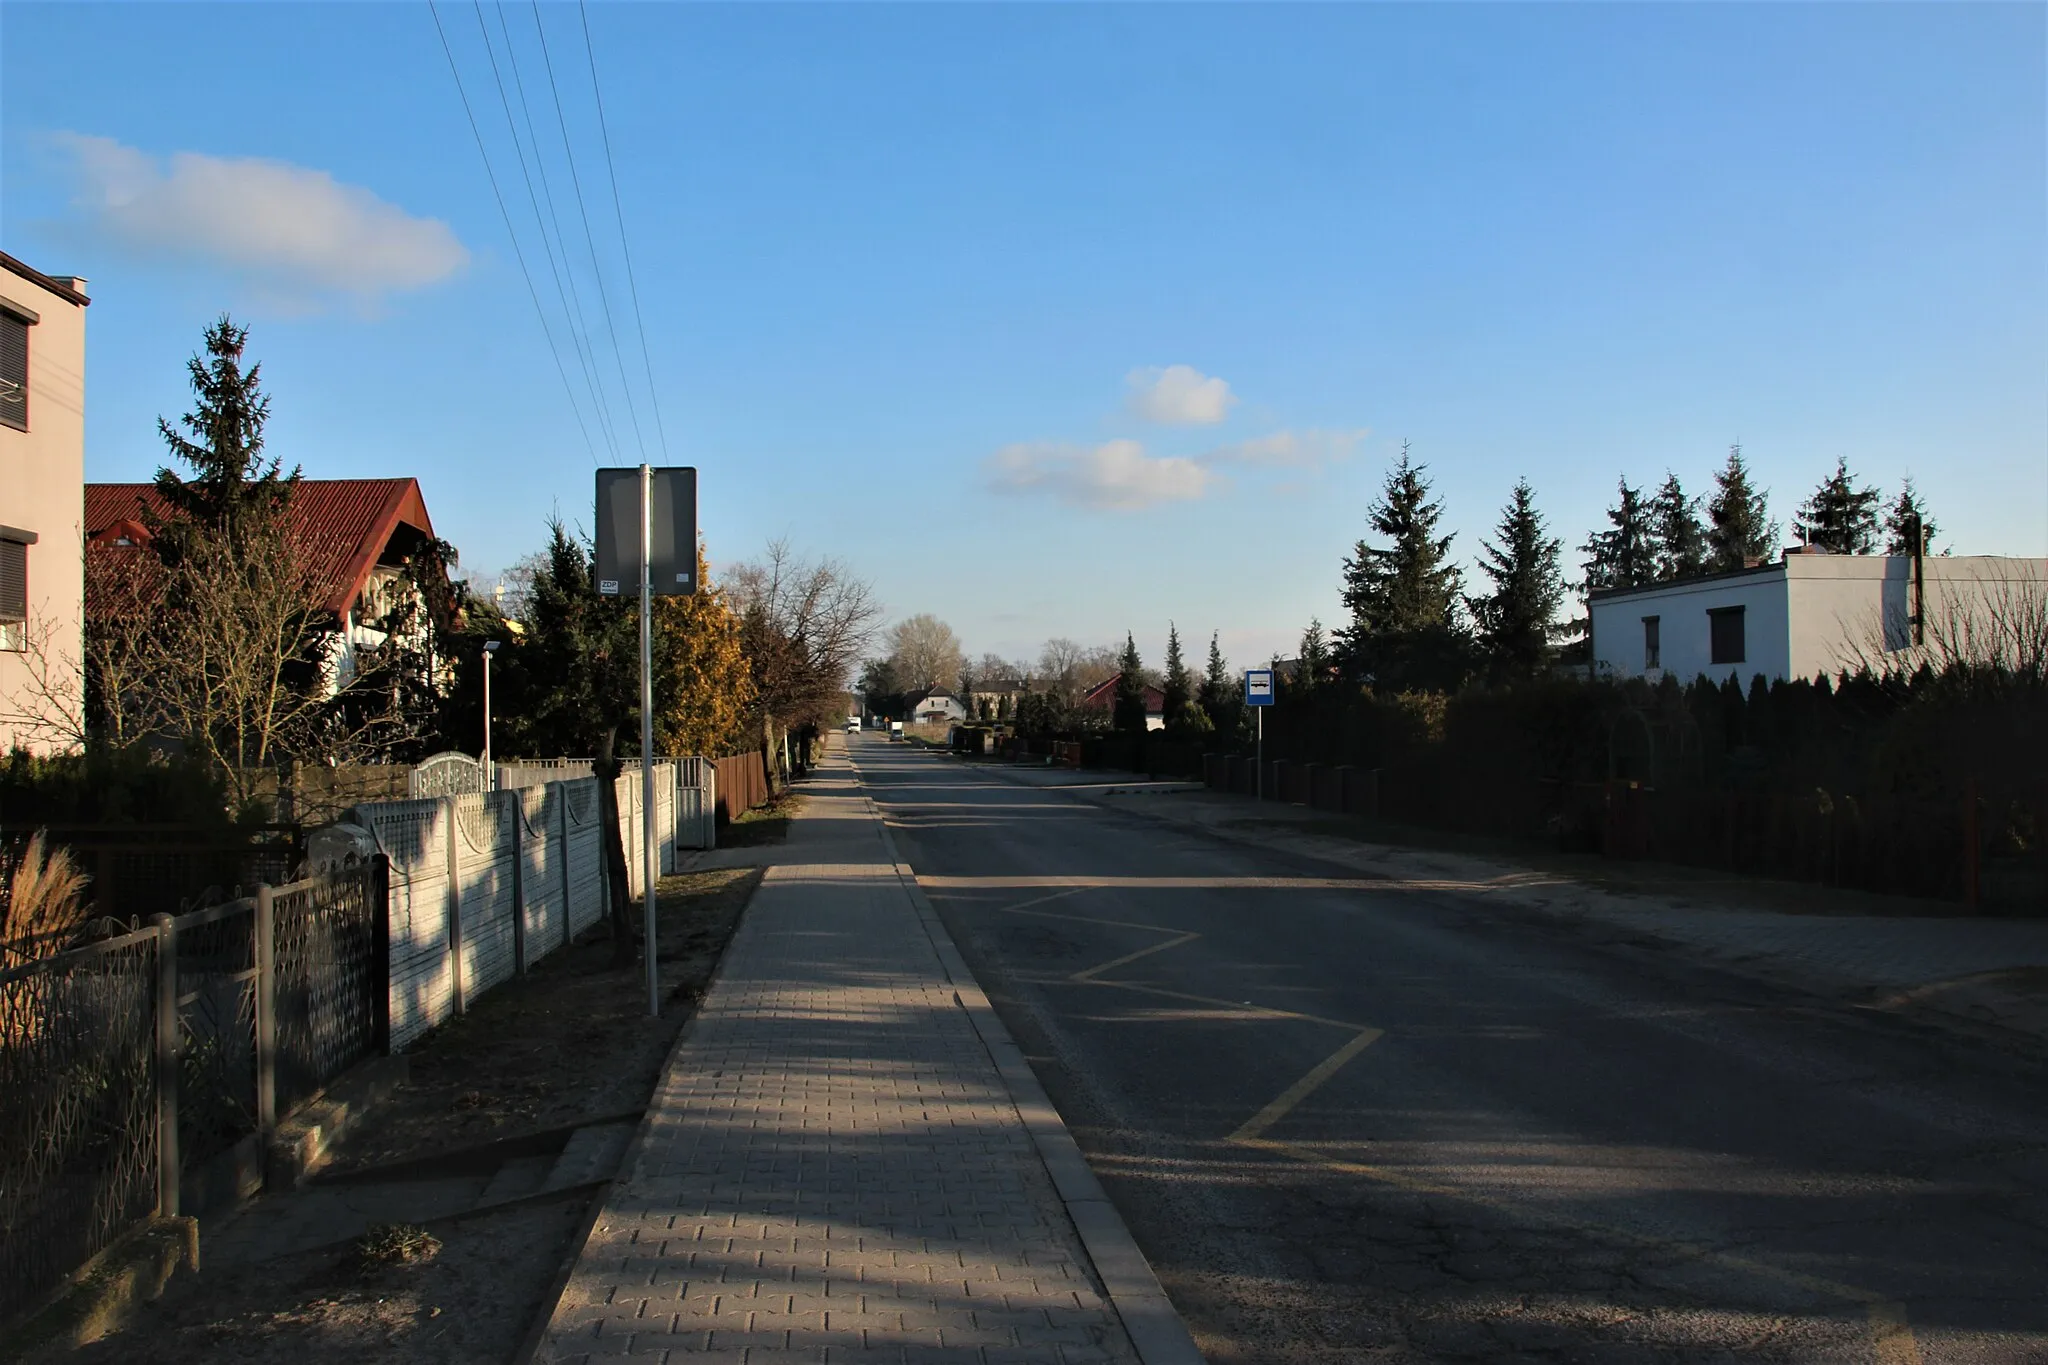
(0, 614, 88, 752)
(72, 513, 437, 812)
(1036, 638, 1085, 699)
(885, 614, 964, 693)
(726, 539, 882, 726)
(1841, 573, 2048, 682)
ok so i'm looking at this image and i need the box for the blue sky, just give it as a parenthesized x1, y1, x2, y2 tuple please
(4, 2, 2043, 671)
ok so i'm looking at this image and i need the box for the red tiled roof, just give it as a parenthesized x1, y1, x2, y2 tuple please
(84, 478, 436, 616)
(1078, 673, 1166, 712)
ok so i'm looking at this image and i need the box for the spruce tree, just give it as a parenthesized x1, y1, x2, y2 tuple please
(1650, 472, 1708, 581)
(1706, 444, 1777, 572)
(154, 316, 298, 542)
(1197, 631, 1239, 736)
(1113, 632, 1149, 735)
(1160, 623, 1192, 726)
(1795, 456, 1882, 554)
(507, 519, 637, 757)
(1883, 478, 1938, 555)
(1581, 478, 1656, 592)
(1296, 619, 1331, 697)
(1472, 479, 1564, 678)
(1334, 443, 1464, 685)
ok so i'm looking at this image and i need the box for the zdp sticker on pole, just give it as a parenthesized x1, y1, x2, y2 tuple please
(1244, 668, 1275, 706)
(594, 467, 698, 596)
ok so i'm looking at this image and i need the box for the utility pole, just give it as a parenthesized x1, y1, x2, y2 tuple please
(639, 464, 659, 1018)
(482, 639, 500, 789)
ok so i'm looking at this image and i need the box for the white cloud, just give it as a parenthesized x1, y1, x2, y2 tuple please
(1125, 364, 1237, 426)
(1200, 427, 1368, 469)
(985, 439, 1215, 511)
(48, 132, 468, 302)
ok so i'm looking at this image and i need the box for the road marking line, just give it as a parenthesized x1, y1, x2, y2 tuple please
(1228, 1028, 1385, 1142)
(1239, 1136, 1918, 1358)
(988, 887, 1085, 917)
(1072, 931, 1204, 982)
(988, 900, 1196, 935)
(1868, 1301, 1922, 1365)
(1069, 977, 1371, 1032)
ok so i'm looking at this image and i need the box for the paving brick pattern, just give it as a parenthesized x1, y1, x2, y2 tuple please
(542, 767, 1136, 1365)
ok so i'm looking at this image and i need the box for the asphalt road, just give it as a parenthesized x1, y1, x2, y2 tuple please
(849, 736, 2048, 1365)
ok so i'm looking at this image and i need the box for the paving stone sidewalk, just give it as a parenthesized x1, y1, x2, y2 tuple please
(978, 760, 2048, 1044)
(537, 756, 1148, 1365)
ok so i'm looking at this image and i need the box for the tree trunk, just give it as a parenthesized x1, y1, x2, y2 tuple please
(593, 728, 635, 967)
(760, 715, 780, 796)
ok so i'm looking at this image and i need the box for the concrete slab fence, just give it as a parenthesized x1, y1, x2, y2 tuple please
(344, 762, 713, 1052)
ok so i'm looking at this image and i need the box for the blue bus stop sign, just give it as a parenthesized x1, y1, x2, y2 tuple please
(1245, 668, 1275, 706)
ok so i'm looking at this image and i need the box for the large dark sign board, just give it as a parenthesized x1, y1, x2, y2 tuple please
(593, 466, 697, 596)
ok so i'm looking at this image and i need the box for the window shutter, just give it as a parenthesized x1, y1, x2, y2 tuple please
(0, 538, 26, 623)
(0, 317, 24, 431)
(1709, 606, 1745, 665)
(0, 314, 25, 431)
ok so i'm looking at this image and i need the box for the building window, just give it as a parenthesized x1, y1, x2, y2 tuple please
(1642, 616, 1661, 671)
(0, 533, 28, 651)
(1709, 605, 1745, 665)
(0, 312, 26, 432)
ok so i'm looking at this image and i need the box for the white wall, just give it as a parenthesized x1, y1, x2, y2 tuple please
(1788, 555, 2048, 678)
(1592, 554, 2048, 685)
(1591, 569, 1790, 685)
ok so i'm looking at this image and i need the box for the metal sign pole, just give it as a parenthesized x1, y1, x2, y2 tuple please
(640, 463, 658, 1017)
(1244, 667, 1272, 802)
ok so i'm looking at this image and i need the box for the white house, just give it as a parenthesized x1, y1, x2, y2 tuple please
(1589, 550, 2048, 685)
(905, 687, 968, 724)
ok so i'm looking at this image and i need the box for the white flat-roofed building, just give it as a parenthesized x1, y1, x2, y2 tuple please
(1589, 550, 2048, 685)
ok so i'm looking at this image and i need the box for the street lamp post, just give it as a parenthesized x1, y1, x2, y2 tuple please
(482, 640, 501, 789)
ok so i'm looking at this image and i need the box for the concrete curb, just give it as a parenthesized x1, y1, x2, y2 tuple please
(2, 1216, 198, 1362)
(870, 802, 1208, 1365)
(267, 1054, 410, 1190)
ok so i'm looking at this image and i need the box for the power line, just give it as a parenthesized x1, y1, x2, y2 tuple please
(427, 0, 599, 466)
(491, 2, 606, 421)
(530, 0, 649, 465)
(578, 0, 671, 463)
(470, 0, 624, 463)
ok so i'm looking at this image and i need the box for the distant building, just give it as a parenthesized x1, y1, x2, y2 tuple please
(1588, 549, 2048, 685)
(1077, 672, 1166, 731)
(0, 253, 90, 754)
(903, 687, 968, 724)
(967, 677, 1029, 719)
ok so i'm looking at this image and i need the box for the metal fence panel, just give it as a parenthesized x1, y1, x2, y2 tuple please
(409, 751, 487, 799)
(173, 899, 259, 1169)
(0, 930, 161, 1325)
(271, 866, 379, 1115)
